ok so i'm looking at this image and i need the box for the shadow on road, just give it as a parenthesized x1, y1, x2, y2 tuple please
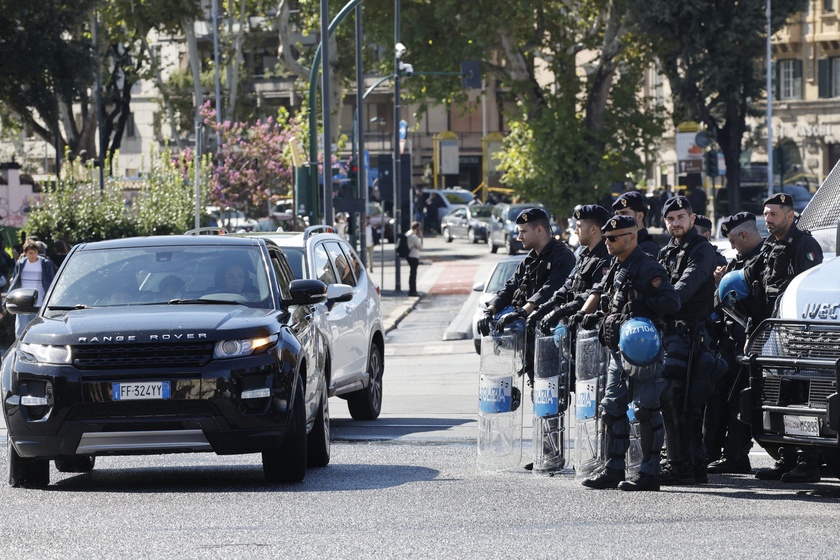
(331, 416, 474, 442)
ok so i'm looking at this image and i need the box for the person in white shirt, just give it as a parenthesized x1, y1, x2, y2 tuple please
(406, 221, 423, 296)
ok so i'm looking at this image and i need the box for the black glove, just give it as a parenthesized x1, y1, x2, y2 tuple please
(496, 307, 525, 331)
(526, 305, 550, 331)
(539, 309, 563, 334)
(477, 307, 494, 337)
(581, 312, 601, 330)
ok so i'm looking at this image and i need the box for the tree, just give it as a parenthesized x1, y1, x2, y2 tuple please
(628, 0, 807, 214)
(343, 0, 666, 217)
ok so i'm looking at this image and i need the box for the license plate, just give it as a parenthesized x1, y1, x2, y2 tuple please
(783, 415, 820, 437)
(112, 381, 171, 401)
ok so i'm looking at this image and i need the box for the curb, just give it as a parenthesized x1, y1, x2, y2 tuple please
(383, 295, 422, 334)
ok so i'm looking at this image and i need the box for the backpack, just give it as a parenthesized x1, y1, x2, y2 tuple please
(396, 234, 410, 258)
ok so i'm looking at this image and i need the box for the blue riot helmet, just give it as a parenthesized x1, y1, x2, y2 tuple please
(718, 269, 749, 307)
(618, 317, 662, 379)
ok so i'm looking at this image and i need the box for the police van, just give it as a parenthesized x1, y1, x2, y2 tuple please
(739, 160, 840, 476)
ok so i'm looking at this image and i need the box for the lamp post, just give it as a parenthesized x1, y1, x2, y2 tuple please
(766, 0, 773, 198)
(393, 0, 403, 291)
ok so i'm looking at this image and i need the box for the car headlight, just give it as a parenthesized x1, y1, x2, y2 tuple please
(214, 334, 278, 359)
(18, 343, 72, 364)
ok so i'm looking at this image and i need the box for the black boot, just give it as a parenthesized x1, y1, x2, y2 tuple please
(707, 455, 751, 474)
(694, 461, 708, 484)
(659, 461, 695, 486)
(780, 453, 821, 483)
(755, 448, 796, 481)
(618, 472, 660, 492)
(582, 467, 625, 489)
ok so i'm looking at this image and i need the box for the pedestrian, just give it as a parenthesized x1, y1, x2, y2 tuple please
(425, 192, 445, 234)
(658, 195, 718, 486)
(8, 239, 56, 338)
(612, 191, 661, 258)
(414, 187, 427, 226)
(365, 216, 375, 272)
(705, 212, 764, 474)
(689, 186, 707, 216)
(694, 214, 727, 267)
(745, 192, 823, 483)
(531, 204, 611, 333)
(477, 207, 575, 384)
(406, 221, 423, 296)
(578, 215, 680, 491)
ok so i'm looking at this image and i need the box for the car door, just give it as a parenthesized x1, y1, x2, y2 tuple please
(450, 207, 467, 237)
(323, 240, 367, 381)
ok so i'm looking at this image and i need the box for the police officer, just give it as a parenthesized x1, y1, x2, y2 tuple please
(529, 204, 612, 334)
(746, 193, 824, 483)
(477, 207, 575, 382)
(658, 195, 717, 486)
(694, 214, 728, 267)
(612, 191, 661, 258)
(705, 212, 764, 474)
(578, 215, 680, 491)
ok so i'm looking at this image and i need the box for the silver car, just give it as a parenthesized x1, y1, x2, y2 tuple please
(471, 254, 527, 353)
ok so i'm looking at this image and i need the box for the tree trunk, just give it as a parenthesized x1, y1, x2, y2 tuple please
(182, 17, 204, 124)
(226, 0, 248, 120)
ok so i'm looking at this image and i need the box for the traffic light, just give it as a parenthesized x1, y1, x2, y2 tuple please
(705, 150, 718, 177)
(347, 158, 358, 195)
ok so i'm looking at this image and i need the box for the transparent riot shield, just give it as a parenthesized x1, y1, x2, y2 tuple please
(573, 326, 610, 479)
(626, 404, 642, 477)
(531, 325, 571, 476)
(477, 329, 525, 471)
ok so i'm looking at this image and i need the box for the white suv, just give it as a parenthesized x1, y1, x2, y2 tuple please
(243, 227, 385, 420)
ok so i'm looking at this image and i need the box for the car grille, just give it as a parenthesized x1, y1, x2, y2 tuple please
(746, 321, 840, 363)
(66, 400, 218, 421)
(761, 375, 835, 407)
(72, 343, 215, 370)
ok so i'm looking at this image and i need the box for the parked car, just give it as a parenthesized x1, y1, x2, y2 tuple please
(369, 202, 395, 243)
(3, 235, 339, 487)
(420, 188, 477, 224)
(206, 205, 259, 232)
(243, 226, 385, 420)
(471, 254, 527, 353)
(487, 202, 548, 255)
(441, 205, 493, 243)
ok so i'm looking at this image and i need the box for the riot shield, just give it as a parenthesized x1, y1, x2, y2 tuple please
(477, 329, 525, 471)
(531, 324, 571, 476)
(626, 404, 643, 476)
(573, 325, 610, 479)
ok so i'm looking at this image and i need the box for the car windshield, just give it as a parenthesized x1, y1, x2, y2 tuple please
(471, 206, 492, 218)
(486, 260, 522, 292)
(45, 245, 273, 312)
(443, 191, 474, 204)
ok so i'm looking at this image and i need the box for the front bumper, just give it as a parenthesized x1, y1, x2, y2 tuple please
(3, 345, 297, 459)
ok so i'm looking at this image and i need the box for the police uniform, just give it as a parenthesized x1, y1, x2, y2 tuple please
(612, 191, 661, 258)
(705, 212, 763, 473)
(744, 193, 824, 482)
(532, 205, 612, 331)
(486, 208, 576, 381)
(695, 214, 728, 267)
(582, 215, 680, 491)
(657, 195, 718, 485)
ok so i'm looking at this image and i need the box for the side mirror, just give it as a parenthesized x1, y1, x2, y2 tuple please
(4, 288, 39, 314)
(287, 279, 327, 306)
(326, 283, 353, 304)
(472, 282, 484, 292)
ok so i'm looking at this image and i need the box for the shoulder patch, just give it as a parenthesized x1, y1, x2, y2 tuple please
(651, 276, 662, 288)
(806, 252, 815, 262)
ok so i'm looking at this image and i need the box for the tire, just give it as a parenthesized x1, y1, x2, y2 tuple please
(7, 443, 50, 488)
(443, 227, 453, 242)
(468, 228, 478, 244)
(505, 235, 517, 255)
(474, 339, 481, 354)
(489, 238, 498, 254)
(262, 378, 307, 483)
(348, 341, 383, 420)
(55, 455, 96, 473)
(306, 385, 330, 468)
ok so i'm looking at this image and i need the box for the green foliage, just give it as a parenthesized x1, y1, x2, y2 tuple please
(24, 146, 210, 244)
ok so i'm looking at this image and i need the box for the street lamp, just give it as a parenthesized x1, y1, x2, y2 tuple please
(393, 7, 404, 291)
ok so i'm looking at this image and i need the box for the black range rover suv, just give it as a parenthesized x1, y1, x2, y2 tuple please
(2, 235, 340, 487)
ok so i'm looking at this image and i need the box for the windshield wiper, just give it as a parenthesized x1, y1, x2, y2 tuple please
(168, 298, 248, 305)
(47, 304, 92, 310)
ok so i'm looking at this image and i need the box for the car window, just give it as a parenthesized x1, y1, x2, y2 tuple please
(470, 206, 492, 218)
(486, 260, 522, 292)
(312, 243, 337, 285)
(453, 208, 466, 218)
(443, 191, 471, 204)
(282, 247, 305, 279)
(325, 241, 357, 287)
(268, 249, 293, 301)
(340, 241, 364, 281)
(47, 245, 272, 309)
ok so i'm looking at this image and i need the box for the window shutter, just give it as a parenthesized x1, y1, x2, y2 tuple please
(773, 61, 779, 101)
(818, 59, 831, 98)
(793, 59, 803, 99)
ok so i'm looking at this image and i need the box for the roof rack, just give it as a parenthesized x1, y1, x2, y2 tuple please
(184, 226, 229, 236)
(302, 225, 336, 242)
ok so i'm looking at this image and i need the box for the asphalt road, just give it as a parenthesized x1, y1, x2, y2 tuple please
(2, 235, 840, 558)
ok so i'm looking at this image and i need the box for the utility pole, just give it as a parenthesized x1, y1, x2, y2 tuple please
(393, 0, 402, 291)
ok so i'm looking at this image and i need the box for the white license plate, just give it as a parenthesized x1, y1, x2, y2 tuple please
(783, 415, 820, 437)
(112, 381, 171, 401)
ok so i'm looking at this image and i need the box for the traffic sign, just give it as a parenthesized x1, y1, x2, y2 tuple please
(678, 159, 703, 174)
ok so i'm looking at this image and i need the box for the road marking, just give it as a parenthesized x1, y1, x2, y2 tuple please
(427, 262, 479, 295)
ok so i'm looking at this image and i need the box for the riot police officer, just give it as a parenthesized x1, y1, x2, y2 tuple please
(579, 215, 680, 491)
(529, 204, 612, 334)
(612, 191, 661, 258)
(705, 212, 764, 474)
(745, 193, 824, 483)
(658, 195, 718, 486)
(477, 207, 575, 382)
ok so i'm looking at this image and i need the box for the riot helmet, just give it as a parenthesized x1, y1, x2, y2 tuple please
(618, 317, 662, 379)
(718, 269, 749, 307)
